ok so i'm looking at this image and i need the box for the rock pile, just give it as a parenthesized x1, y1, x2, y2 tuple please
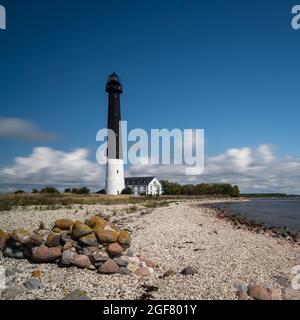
(0, 215, 156, 277)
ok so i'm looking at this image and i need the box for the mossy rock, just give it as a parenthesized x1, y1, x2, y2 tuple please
(96, 230, 119, 243)
(78, 233, 98, 247)
(71, 221, 92, 240)
(0, 229, 8, 251)
(85, 216, 108, 229)
(10, 228, 31, 245)
(117, 230, 131, 245)
(45, 232, 61, 247)
(55, 219, 74, 230)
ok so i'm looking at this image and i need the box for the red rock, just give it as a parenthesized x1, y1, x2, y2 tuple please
(31, 245, 62, 263)
(71, 255, 91, 269)
(248, 285, 271, 300)
(107, 242, 124, 257)
(237, 290, 248, 300)
(138, 256, 156, 268)
(134, 267, 150, 277)
(31, 270, 42, 278)
(98, 259, 119, 274)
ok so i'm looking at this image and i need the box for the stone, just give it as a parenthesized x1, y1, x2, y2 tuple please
(237, 290, 249, 300)
(138, 256, 156, 268)
(31, 245, 62, 263)
(61, 250, 77, 265)
(90, 251, 109, 265)
(248, 285, 271, 300)
(107, 242, 124, 257)
(10, 228, 31, 244)
(161, 270, 176, 278)
(96, 230, 119, 243)
(180, 266, 195, 276)
(71, 254, 91, 269)
(126, 249, 136, 257)
(4, 246, 25, 259)
(86, 215, 108, 229)
(82, 246, 101, 256)
(134, 267, 150, 277)
(61, 289, 91, 300)
(98, 259, 119, 274)
(63, 242, 75, 251)
(45, 232, 61, 247)
(78, 233, 98, 247)
(60, 231, 72, 244)
(285, 286, 300, 300)
(31, 270, 42, 278)
(127, 262, 140, 273)
(55, 219, 74, 230)
(0, 229, 8, 251)
(114, 256, 129, 267)
(1, 286, 26, 299)
(71, 221, 92, 239)
(117, 230, 131, 245)
(28, 232, 43, 246)
(23, 278, 44, 290)
(119, 267, 132, 275)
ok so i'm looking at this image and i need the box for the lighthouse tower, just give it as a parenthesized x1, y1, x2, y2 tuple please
(105, 73, 125, 195)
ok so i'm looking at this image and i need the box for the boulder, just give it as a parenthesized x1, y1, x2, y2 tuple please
(180, 266, 195, 276)
(31, 245, 62, 263)
(71, 221, 92, 239)
(119, 267, 132, 275)
(45, 232, 61, 247)
(78, 233, 98, 247)
(117, 230, 131, 245)
(61, 250, 77, 265)
(23, 278, 44, 290)
(0, 229, 8, 251)
(55, 219, 74, 230)
(71, 254, 91, 269)
(28, 232, 43, 247)
(86, 216, 108, 229)
(10, 228, 31, 245)
(4, 246, 25, 259)
(98, 259, 119, 274)
(90, 251, 109, 266)
(96, 230, 119, 243)
(114, 256, 129, 267)
(248, 285, 271, 300)
(107, 242, 124, 257)
(134, 267, 150, 277)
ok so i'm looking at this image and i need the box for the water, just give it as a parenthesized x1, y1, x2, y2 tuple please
(209, 198, 300, 232)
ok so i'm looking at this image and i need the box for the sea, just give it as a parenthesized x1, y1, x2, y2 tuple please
(208, 198, 300, 233)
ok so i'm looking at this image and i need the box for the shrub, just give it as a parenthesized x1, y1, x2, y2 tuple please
(121, 187, 133, 195)
(71, 187, 90, 195)
(40, 187, 60, 194)
(32, 188, 39, 194)
(14, 190, 26, 194)
(64, 188, 71, 193)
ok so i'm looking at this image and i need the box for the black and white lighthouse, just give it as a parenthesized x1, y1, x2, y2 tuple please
(105, 73, 125, 195)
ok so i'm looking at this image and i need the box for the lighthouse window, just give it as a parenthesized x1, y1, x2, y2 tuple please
(117, 170, 119, 174)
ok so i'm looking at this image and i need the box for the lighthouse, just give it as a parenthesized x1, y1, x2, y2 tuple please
(105, 73, 125, 195)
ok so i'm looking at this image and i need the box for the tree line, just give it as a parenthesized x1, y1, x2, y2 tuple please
(160, 180, 240, 197)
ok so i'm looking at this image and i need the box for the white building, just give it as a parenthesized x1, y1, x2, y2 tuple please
(125, 177, 162, 196)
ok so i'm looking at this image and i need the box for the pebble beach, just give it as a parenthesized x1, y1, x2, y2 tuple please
(0, 199, 300, 300)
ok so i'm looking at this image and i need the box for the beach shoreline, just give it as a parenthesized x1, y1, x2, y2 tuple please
(0, 198, 299, 300)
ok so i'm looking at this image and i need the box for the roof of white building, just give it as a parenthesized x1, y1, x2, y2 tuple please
(125, 176, 159, 185)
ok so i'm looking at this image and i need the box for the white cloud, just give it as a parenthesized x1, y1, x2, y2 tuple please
(0, 147, 104, 185)
(0, 118, 55, 141)
(1, 144, 300, 194)
(127, 144, 300, 194)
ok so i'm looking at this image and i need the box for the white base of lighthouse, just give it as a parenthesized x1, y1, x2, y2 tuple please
(106, 159, 125, 195)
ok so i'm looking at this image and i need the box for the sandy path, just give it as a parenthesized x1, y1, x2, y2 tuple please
(0, 200, 299, 300)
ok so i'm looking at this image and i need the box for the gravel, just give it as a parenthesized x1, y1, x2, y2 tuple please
(0, 200, 299, 300)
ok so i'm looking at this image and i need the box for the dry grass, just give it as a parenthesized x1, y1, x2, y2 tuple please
(0, 193, 189, 211)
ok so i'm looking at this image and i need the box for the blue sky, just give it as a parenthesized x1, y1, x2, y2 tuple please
(0, 0, 300, 193)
